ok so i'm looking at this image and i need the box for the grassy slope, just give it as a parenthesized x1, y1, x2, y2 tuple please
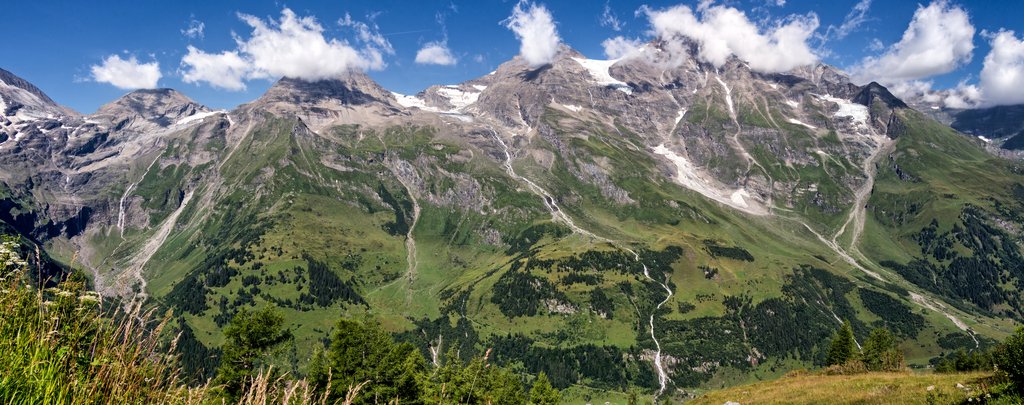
(690, 371, 993, 405)
(859, 110, 1024, 339)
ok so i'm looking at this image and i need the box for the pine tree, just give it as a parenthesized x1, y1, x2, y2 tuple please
(308, 318, 425, 403)
(529, 372, 561, 405)
(826, 320, 858, 366)
(862, 328, 904, 371)
(212, 307, 292, 399)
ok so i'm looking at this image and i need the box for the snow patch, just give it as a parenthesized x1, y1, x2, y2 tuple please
(730, 189, 750, 207)
(392, 90, 478, 122)
(175, 110, 224, 126)
(441, 113, 473, 122)
(785, 99, 800, 109)
(571, 57, 633, 94)
(391, 92, 437, 111)
(714, 76, 735, 118)
(435, 87, 481, 110)
(786, 118, 816, 129)
(561, 104, 583, 112)
(674, 109, 686, 126)
(978, 136, 991, 143)
(652, 144, 765, 215)
(471, 84, 487, 91)
(817, 94, 869, 129)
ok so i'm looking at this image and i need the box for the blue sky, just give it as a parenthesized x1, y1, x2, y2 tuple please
(2, 0, 1022, 112)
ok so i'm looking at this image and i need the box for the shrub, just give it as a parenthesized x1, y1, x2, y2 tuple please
(861, 328, 905, 372)
(994, 327, 1024, 391)
(823, 360, 868, 375)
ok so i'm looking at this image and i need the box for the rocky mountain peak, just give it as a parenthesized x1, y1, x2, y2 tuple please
(256, 71, 395, 107)
(0, 68, 72, 120)
(244, 71, 402, 131)
(854, 82, 908, 110)
(93, 88, 209, 131)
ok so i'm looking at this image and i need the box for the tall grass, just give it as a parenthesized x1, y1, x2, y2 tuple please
(0, 252, 360, 404)
(0, 270, 176, 402)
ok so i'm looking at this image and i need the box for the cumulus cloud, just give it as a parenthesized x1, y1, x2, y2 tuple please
(416, 41, 457, 65)
(602, 36, 643, 59)
(976, 30, 1024, 106)
(851, 1, 974, 84)
(887, 79, 940, 101)
(641, 3, 819, 73)
(90, 55, 161, 90)
(503, 1, 561, 68)
(180, 8, 392, 90)
(182, 17, 205, 39)
(181, 46, 249, 90)
(892, 29, 1024, 108)
(942, 82, 983, 108)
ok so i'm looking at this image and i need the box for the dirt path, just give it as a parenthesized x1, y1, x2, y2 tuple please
(119, 190, 194, 303)
(910, 292, 979, 347)
(490, 128, 611, 243)
(832, 132, 894, 259)
(392, 165, 421, 301)
(117, 157, 160, 239)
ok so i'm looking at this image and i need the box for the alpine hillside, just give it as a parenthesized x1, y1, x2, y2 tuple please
(2, 37, 1024, 402)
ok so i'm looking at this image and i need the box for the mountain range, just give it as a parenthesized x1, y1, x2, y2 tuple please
(2, 41, 1023, 400)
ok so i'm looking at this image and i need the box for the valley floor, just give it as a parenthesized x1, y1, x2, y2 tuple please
(689, 371, 993, 405)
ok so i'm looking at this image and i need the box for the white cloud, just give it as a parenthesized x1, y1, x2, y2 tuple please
(600, 3, 623, 31)
(851, 1, 974, 84)
(641, 4, 819, 73)
(240, 9, 391, 80)
(825, 0, 871, 41)
(867, 38, 884, 52)
(337, 12, 394, 66)
(887, 79, 939, 101)
(180, 46, 249, 91)
(942, 82, 983, 108)
(416, 41, 457, 65)
(976, 30, 1024, 106)
(180, 8, 392, 90)
(90, 55, 161, 90)
(503, 1, 561, 68)
(902, 30, 1024, 108)
(602, 36, 643, 59)
(182, 17, 205, 39)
